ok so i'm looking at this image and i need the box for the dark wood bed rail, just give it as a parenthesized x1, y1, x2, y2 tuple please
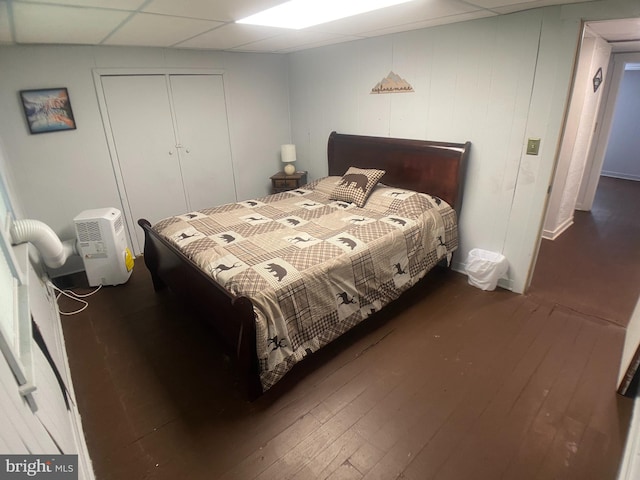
(137, 218, 263, 400)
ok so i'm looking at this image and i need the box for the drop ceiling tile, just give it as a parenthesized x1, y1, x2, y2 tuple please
(357, 10, 497, 37)
(13, 2, 130, 44)
(463, 0, 538, 7)
(0, 1, 12, 43)
(143, 0, 283, 22)
(276, 34, 369, 53)
(6, 0, 633, 54)
(103, 12, 222, 47)
(15, 0, 146, 10)
(610, 41, 640, 53)
(307, 0, 482, 36)
(175, 23, 281, 50)
(587, 18, 640, 42)
(231, 30, 361, 53)
(465, 0, 584, 12)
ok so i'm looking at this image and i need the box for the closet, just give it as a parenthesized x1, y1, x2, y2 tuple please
(100, 73, 235, 254)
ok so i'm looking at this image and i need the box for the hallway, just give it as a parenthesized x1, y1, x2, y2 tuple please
(528, 176, 640, 327)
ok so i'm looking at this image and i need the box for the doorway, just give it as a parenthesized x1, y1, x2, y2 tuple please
(528, 176, 640, 326)
(529, 18, 640, 326)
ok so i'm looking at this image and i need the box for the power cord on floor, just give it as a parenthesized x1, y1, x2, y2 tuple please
(47, 280, 102, 315)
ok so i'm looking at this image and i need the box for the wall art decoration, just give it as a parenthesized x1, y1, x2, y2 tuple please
(593, 67, 603, 93)
(371, 71, 414, 94)
(20, 87, 77, 134)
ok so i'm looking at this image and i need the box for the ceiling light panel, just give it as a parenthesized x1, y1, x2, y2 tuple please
(305, 0, 482, 35)
(143, 0, 284, 22)
(237, 0, 415, 29)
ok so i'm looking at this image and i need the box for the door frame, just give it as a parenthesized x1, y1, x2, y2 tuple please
(575, 51, 640, 211)
(92, 68, 230, 254)
(540, 30, 612, 240)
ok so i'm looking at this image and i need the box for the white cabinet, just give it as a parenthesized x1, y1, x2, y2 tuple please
(100, 73, 236, 254)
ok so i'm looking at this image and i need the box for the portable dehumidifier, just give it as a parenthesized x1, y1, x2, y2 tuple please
(73, 208, 134, 286)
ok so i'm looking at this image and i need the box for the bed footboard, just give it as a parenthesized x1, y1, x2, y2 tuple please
(137, 219, 263, 400)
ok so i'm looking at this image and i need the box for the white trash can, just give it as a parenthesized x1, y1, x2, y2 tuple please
(465, 248, 508, 291)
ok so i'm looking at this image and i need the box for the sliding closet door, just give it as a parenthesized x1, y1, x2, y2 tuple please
(169, 75, 236, 210)
(101, 75, 188, 252)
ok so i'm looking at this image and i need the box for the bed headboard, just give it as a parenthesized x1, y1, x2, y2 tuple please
(327, 131, 470, 212)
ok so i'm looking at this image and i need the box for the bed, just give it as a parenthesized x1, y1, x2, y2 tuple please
(138, 131, 470, 400)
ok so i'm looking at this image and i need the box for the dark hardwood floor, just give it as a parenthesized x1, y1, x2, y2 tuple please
(59, 177, 639, 480)
(529, 176, 640, 327)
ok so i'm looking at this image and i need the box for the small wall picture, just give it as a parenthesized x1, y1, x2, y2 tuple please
(592, 67, 603, 93)
(20, 87, 77, 134)
(371, 71, 414, 94)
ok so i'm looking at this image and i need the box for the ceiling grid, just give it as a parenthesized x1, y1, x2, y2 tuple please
(0, 0, 637, 53)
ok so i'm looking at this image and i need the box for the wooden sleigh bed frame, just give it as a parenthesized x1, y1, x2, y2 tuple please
(138, 131, 470, 400)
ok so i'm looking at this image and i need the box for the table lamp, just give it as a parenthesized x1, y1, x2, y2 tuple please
(281, 144, 297, 175)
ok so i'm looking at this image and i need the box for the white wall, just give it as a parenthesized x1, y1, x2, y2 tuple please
(287, 1, 640, 293)
(0, 139, 93, 477)
(0, 45, 291, 271)
(602, 69, 640, 181)
(288, 8, 574, 293)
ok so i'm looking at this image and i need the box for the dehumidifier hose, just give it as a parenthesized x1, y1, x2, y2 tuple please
(10, 219, 77, 269)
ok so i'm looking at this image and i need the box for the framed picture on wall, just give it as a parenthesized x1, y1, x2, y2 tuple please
(19, 87, 77, 134)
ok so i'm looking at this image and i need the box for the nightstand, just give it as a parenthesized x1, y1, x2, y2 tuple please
(270, 171, 308, 193)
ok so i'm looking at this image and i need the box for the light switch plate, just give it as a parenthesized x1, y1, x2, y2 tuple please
(527, 138, 541, 155)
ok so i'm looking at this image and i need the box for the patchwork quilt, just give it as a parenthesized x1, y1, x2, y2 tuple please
(152, 176, 458, 391)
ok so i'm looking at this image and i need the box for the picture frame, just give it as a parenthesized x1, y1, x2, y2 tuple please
(19, 87, 77, 134)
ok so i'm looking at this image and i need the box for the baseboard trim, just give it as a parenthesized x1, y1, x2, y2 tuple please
(601, 171, 640, 182)
(542, 217, 574, 240)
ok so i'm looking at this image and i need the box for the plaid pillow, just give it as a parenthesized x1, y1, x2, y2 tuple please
(329, 167, 386, 207)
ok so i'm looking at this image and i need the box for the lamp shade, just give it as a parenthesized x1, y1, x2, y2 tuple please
(281, 144, 297, 163)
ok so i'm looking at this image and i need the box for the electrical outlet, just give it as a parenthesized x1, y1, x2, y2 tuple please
(526, 138, 541, 156)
